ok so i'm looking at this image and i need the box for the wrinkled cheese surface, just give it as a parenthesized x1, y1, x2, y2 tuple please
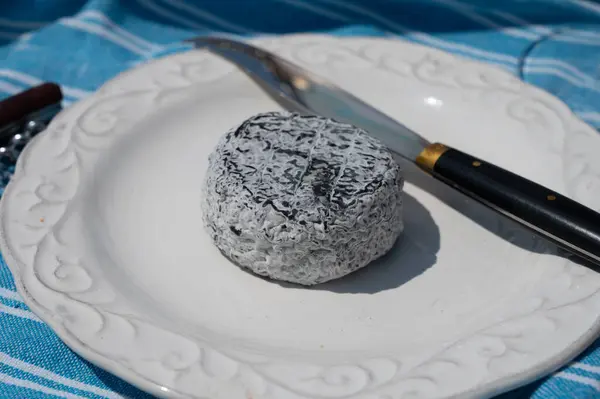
(202, 112, 404, 285)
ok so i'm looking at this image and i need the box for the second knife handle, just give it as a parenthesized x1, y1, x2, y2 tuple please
(416, 143, 600, 265)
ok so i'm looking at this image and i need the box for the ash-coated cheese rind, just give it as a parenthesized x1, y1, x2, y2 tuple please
(201, 112, 404, 285)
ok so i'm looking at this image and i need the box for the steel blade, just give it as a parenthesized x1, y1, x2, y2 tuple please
(189, 36, 430, 162)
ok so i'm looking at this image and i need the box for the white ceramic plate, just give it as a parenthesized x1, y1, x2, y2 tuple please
(2, 34, 600, 399)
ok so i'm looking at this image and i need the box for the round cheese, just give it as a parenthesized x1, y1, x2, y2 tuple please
(201, 112, 404, 285)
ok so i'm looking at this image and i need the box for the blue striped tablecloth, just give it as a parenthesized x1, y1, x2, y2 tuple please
(1, 1, 600, 398)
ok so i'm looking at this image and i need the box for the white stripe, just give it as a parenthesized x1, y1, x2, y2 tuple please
(496, 8, 600, 41)
(0, 303, 41, 322)
(162, 0, 257, 33)
(18, 33, 32, 42)
(312, 0, 520, 64)
(61, 87, 90, 100)
(579, 112, 600, 122)
(0, 70, 91, 99)
(0, 18, 47, 30)
(430, 0, 539, 40)
(0, 352, 125, 399)
(524, 64, 600, 94)
(60, 19, 150, 56)
(0, 371, 89, 399)
(0, 80, 22, 94)
(135, 0, 210, 30)
(555, 371, 600, 390)
(553, 26, 600, 46)
(491, 10, 552, 35)
(562, 28, 600, 40)
(491, 9, 600, 46)
(568, 0, 600, 15)
(77, 10, 164, 51)
(408, 32, 519, 65)
(527, 58, 596, 86)
(523, 66, 594, 89)
(572, 362, 600, 374)
(0, 69, 40, 86)
(0, 288, 23, 302)
(553, 35, 600, 46)
(272, 0, 352, 22)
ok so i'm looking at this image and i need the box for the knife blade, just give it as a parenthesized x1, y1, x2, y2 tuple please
(188, 36, 430, 162)
(189, 35, 600, 267)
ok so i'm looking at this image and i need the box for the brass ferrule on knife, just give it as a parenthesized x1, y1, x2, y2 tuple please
(415, 142, 450, 172)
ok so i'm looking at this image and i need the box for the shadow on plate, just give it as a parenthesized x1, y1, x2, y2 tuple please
(311, 192, 440, 294)
(241, 192, 441, 294)
(400, 159, 596, 272)
(310, 159, 598, 294)
(239, 157, 599, 294)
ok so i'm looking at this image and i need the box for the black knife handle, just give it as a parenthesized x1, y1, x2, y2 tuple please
(416, 143, 600, 265)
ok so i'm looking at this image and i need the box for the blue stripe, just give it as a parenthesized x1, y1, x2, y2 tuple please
(536, 374, 599, 399)
(0, 313, 151, 398)
(0, 296, 27, 310)
(563, 365, 600, 380)
(0, 259, 16, 291)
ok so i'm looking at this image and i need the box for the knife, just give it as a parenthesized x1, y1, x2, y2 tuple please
(188, 36, 600, 266)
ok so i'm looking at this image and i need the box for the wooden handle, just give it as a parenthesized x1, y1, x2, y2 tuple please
(417, 143, 600, 265)
(0, 83, 62, 127)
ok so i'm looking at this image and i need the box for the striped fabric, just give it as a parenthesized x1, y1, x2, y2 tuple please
(0, 0, 599, 398)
